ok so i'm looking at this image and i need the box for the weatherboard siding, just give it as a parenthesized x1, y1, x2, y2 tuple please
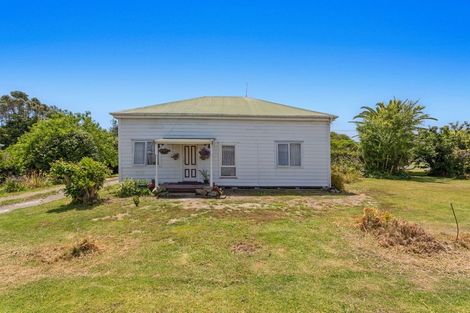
(118, 118, 331, 187)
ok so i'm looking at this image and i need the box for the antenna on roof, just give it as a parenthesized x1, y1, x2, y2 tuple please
(245, 82, 248, 97)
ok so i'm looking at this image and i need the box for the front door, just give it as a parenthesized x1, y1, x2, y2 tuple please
(183, 145, 197, 181)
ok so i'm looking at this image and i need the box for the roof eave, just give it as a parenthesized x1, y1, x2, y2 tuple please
(110, 112, 336, 121)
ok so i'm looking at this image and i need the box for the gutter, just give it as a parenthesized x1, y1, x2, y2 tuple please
(110, 112, 338, 121)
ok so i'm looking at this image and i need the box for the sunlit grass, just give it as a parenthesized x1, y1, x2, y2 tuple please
(0, 178, 469, 312)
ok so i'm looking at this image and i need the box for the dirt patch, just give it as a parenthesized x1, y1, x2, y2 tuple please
(159, 192, 372, 224)
(167, 192, 371, 213)
(231, 242, 261, 255)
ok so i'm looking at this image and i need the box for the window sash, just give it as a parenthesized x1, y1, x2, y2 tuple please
(134, 142, 145, 165)
(290, 143, 301, 166)
(134, 141, 157, 165)
(146, 142, 156, 165)
(277, 143, 289, 166)
(221, 145, 236, 177)
(277, 142, 301, 167)
(222, 145, 235, 166)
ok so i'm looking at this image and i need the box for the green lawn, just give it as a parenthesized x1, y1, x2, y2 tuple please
(0, 178, 469, 312)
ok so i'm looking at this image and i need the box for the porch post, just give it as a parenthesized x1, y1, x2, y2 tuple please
(155, 140, 159, 187)
(209, 141, 213, 187)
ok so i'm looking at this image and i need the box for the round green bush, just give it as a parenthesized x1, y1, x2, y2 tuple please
(50, 157, 110, 204)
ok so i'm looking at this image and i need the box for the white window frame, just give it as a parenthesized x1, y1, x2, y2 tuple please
(219, 143, 237, 178)
(132, 140, 158, 166)
(276, 141, 303, 168)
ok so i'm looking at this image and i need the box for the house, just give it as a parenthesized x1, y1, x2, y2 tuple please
(110, 96, 337, 189)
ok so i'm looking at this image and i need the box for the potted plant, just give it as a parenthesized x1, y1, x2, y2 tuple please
(199, 146, 210, 160)
(199, 169, 210, 184)
(171, 152, 179, 160)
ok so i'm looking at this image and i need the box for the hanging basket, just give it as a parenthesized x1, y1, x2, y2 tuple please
(171, 152, 180, 160)
(158, 148, 171, 155)
(199, 147, 211, 160)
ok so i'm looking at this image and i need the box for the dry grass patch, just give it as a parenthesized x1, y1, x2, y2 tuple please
(230, 241, 261, 255)
(91, 212, 130, 221)
(162, 192, 372, 224)
(0, 234, 143, 291)
(360, 207, 449, 255)
(343, 207, 470, 290)
(25, 238, 101, 264)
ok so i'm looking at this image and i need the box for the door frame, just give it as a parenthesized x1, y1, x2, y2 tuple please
(182, 145, 198, 181)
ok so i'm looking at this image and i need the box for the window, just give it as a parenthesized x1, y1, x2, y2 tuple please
(277, 142, 302, 167)
(133, 141, 156, 165)
(221, 145, 236, 177)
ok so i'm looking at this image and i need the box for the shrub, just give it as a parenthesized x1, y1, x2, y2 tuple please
(117, 178, 150, 197)
(50, 157, 110, 204)
(133, 195, 140, 207)
(360, 207, 393, 231)
(3, 177, 26, 193)
(330, 171, 345, 191)
(414, 122, 470, 178)
(22, 171, 51, 189)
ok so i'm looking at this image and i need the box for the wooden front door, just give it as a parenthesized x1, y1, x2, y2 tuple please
(183, 145, 197, 181)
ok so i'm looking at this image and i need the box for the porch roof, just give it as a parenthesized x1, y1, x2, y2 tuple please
(155, 138, 215, 144)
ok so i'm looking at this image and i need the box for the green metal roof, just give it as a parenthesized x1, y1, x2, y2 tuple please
(111, 96, 336, 120)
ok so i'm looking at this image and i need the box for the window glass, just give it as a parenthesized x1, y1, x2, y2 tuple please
(221, 167, 236, 177)
(277, 143, 289, 166)
(222, 145, 235, 166)
(221, 145, 236, 176)
(134, 142, 145, 164)
(290, 143, 301, 166)
(146, 141, 156, 165)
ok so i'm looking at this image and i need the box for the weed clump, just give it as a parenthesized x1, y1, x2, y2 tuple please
(65, 239, 100, 259)
(360, 208, 446, 255)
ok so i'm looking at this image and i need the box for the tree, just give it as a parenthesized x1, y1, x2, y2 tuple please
(6, 114, 117, 173)
(354, 99, 435, 175)
(0, 91, 62, 147)
(110, 118, 118, 137)
(414, 122, 470, 177)
(331, 132, 361, 170)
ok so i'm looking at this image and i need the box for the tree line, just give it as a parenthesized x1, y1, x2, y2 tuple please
(332, 99, 469, 180)
(0, 91, 117, 203)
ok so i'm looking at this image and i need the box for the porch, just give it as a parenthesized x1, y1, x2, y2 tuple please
(154, 138, 215, 189)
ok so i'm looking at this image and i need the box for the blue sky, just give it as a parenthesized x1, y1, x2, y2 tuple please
(1, 0, 469, 135)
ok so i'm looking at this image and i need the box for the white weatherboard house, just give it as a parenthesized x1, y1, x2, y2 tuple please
(111, 96, 337, 188)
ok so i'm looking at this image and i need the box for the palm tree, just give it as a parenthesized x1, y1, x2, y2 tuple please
(354, 99, 435, 174)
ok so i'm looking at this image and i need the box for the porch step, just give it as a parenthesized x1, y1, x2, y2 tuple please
(161, 182, 208, 193)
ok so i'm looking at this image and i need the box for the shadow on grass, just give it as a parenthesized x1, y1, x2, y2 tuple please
(47, 200, 103, 213)
(405, 176, 450, 183)
(224, 189, 356, 197)
(369, 174, 451, 184)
